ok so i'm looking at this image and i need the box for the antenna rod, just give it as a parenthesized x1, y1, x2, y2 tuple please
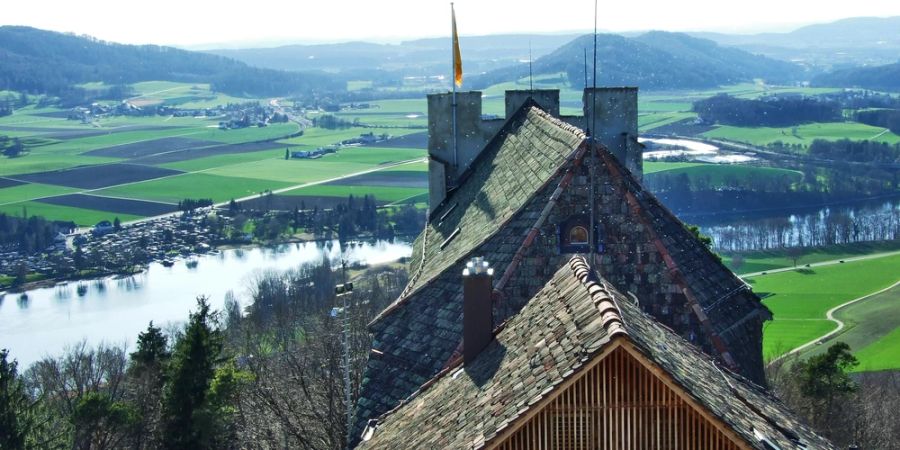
(589, 0, 598, 264)
(529, 41, 533, 92)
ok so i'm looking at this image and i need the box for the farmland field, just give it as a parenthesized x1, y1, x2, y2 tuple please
(643, 164, 803, 186)
(723, 241, 900, 274)
(794, 283, 900, 372)
(35, 194, 176, 216)
(702, 122, 900, 147)
(748, 253, 900, 361)
(8, 163, 184, 189)
(0, 81, 432, 225)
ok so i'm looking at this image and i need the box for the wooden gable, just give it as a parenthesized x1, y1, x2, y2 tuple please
(489, 342, 750, 450)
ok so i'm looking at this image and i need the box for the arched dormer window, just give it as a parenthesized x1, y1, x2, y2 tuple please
(568, 226, 589, 245)
(559, 215, 604, 254)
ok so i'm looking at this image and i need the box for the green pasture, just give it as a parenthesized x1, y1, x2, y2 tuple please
(281, 184, 426, 203)
(853, 322, 900, 372)
(750, 254, 900, 360)
(643, 161, 704, 174)
(0, 183, 78, 205)
(0, 154, 119, 177)
(723, 241, 900, 275)
(0, 200, 141, 226)
(160, 148, 287, 172)
(638, 112, 697, 131)
(95, 173, 293, 204)
(702, 122, 900, 147)
(204, 146, 423, 185)
(646, 164, 803, 186)
(793, 283, 900, 372)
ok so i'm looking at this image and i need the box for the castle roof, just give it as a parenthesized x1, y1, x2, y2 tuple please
(374, 105, 586, 322)
(358, 257, 833, 450)
(353, 99, 771, 444)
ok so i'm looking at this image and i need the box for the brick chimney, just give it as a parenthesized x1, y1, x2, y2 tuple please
(463, 257, 494, 363)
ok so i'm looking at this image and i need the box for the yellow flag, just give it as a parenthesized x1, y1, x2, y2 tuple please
(452, 4, 463, 87)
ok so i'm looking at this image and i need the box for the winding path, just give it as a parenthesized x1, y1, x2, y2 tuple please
(769, 279, 900, 363)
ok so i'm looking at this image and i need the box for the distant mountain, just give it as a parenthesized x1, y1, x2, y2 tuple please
(813, 62, 900, 92)
(207, 34, 581, 76)
(470, 32, 802, 90)
(691, 17, 900, 67)
(0, 26, 341, 98)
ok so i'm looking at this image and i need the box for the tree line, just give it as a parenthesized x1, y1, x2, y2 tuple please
(808, 139, 900, 165)
(0, 213, 74, 254)
(692, 94, 842, 127)
(855, 109, 900, 135)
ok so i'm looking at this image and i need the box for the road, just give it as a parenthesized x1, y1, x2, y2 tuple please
(769, 279, 900, 364)
(739, 249, 900, 278)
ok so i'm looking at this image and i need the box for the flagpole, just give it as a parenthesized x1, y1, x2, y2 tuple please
(451, 2, 458, 170)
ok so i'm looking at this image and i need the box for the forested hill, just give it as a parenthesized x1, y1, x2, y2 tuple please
(0, 26, 341, 98)
(470, 32, 803, 90)
(813, 62, 900, 92)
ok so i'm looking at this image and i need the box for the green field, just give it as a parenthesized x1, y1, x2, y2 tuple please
(0, 80, 433, 225)
(281, 184, 426, 203)
(723, 241, 900, 274)
(0, 200, 142, 225)
(702, 122, 900, 147)
(95, 173, 295, 204)
(749, 254, 900, 361)
(645, 164, 803, 187)
(643, 161, 704, 174)
(0, 183, 79, 205)
(793, 283, 900, 372)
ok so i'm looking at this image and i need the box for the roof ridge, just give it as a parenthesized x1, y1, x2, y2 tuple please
(527, 104, 587, 139)
(569, 256, 627, 337)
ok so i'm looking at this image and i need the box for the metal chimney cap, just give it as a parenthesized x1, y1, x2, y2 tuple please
(463, 257, 493, 276)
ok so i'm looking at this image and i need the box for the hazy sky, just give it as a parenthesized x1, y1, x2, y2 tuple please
(3, 0, 899, 48)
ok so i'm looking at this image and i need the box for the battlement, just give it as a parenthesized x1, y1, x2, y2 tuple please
(427, 88, 640, 212)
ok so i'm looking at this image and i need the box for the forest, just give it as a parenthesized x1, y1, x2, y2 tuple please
(692, 94, 842, 127)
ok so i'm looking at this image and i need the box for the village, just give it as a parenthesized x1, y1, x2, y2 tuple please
(0, 209, 229, 291)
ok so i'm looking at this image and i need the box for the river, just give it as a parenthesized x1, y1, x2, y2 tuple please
(0, 239, 412, 367)
(692, 197, 900, 252)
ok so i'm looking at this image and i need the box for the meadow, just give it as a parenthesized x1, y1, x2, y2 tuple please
(794, 283, 900, 372)
(747, 253, 900, 364)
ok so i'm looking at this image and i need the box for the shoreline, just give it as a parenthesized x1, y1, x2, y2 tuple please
(2, 232, 415, 294)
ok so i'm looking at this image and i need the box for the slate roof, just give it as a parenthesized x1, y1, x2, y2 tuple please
(374, 105, 586, 322)
(358, 257, 833, 450)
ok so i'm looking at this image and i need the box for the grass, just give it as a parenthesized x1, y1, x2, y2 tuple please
(853, 323, 900, 372)
(95, 173, 294, 204)
(639, 112, 697, 131)
(645, 164, 803, 187)
(643, 161, 704, 174)
(723, 241, 900, 274)
(281, 184, 426, 203)
(0, 183, 79, 205)
(794, 284, 900, 372)
(0, 201, 141, 226)
(749, 253, 900, 360)
(0, 154, 121, 177)
(702, 122, 900, 147)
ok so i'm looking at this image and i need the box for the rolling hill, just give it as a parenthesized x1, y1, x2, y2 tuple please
(207, 34, 582, 76)
(0, 26, 341, 98)
(469, 32, 803, 90)
(813, 62, 900, 92)
(691, 16, 900, 67)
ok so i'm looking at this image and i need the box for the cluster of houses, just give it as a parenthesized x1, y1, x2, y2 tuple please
(290, 132, 390, 159)
(0, 211, 227, 288)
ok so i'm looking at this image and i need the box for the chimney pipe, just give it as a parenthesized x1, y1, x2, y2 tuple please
(463, 257, 494, 363)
